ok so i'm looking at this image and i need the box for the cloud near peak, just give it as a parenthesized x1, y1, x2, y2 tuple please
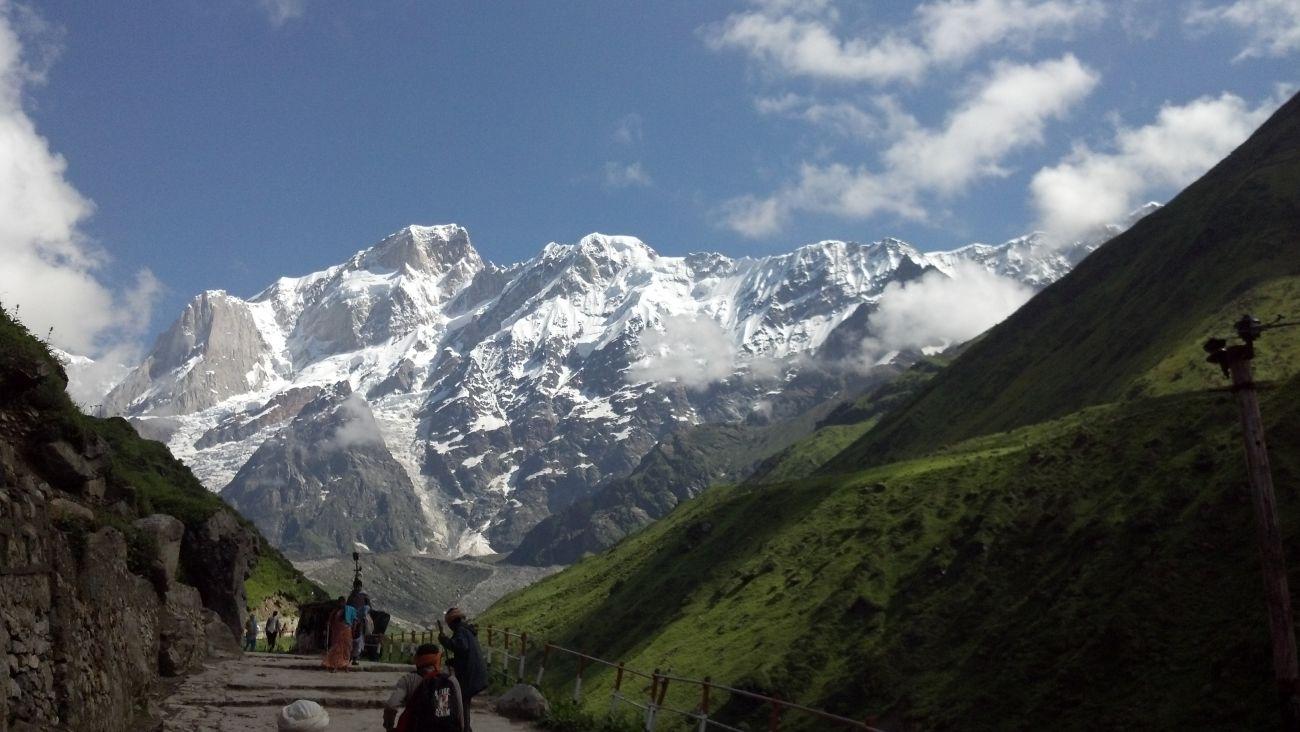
(1030, 90, 1284, 242)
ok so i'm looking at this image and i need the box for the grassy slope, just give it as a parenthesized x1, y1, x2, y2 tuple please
(485, 379, 1300, 729)
(751, 356, 950, 483)
(0, 305, 323, 610)
(826, 91, 1300, 469)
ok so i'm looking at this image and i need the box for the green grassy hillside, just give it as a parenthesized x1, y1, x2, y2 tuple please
(485, 379, 1300, 729)
(826, 91, 1300, 469)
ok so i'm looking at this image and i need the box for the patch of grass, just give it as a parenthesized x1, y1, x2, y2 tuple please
(246, 549, 329, 610)
(539, 700, 645, 732)
(1131, 275, 1300, 398)
(88, 415, 228, 529)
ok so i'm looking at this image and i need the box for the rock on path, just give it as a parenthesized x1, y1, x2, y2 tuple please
(160, 652, 538, 731)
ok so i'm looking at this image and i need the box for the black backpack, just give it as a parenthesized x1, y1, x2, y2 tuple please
(404, 671, 462, 732)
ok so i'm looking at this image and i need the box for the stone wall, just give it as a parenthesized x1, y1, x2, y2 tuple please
(0, 440, 249, 731)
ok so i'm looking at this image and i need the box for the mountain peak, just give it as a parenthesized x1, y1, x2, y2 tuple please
(576, 232, 657, 261)
(356, 223, 482, 276)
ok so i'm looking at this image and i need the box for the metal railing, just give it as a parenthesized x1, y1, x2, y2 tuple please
(482, 627, 885, 732)
(376, 628, 441, 664)
(484, 626, 530, 686)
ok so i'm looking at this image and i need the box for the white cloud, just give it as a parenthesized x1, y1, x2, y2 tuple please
(706, 11, 930, 84)
(918, 0, 1106, 64)
(257, 0, 307, 27)
(1030, 91, 1281, 241)
(704, 0, 1105, 85)
(722, 55, 1098, 237)
(628, 315, 737, 389)
(857, 261, 1034, 366)
(1188, 0, 1300, 59)
(328, 393, 383, 450)
(0, 2, 161, 357)
(755, 93, 884, 140)
(603, 161, 653, 189)
(884, 55, 1098, 193)
(613, 113, 643, 145)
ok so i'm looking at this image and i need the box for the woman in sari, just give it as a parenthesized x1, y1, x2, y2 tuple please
(322, 597, 354, 671)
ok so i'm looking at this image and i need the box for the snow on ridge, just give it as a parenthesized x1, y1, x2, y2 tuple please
(106, 206, 1159, 558)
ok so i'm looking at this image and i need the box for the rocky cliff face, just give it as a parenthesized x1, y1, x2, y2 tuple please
(221, 384, 427, 558)
(96, 211, 1156, 559)
(0, 311, 264, 731)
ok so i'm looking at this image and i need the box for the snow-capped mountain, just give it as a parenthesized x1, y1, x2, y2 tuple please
(100, 207, 1155, 559)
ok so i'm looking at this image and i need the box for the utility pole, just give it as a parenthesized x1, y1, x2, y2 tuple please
(1206, 315, 1300, 730)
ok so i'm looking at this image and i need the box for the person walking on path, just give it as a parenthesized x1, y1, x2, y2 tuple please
(437, 607, 486, 732)
(265, 610, 282, 652)
(350, 593, 370, 665)
(381, 643, 464, 732)
(322, 597, 357, 671)
(244, 611, 259, 653)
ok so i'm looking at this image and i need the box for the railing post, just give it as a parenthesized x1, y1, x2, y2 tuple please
(610, 661, 625, 717)
(574, 655, 587, 702)
(645, 669, 660, 731)
(486, 626, 495, 667)
(769, 696, 782, 732)
(698, 677, 711, 732)
(519, 632, 528, 680)
(536, 643, 552, 685)
(502, 629, 512, 685)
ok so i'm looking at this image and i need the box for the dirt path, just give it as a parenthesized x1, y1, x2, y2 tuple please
(160, 652, 538, 731)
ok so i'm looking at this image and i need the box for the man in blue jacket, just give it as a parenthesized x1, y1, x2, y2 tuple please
(437, 607, 487, 732)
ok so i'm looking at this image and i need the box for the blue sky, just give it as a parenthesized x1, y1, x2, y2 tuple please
(1, 0, 1297, 356)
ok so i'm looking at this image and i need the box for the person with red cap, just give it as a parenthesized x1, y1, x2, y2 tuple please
(437, 607, 487, 732)
(382, 643, 464, 732)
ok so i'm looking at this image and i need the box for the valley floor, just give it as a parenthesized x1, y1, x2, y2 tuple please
(294, 552, 562, 627)
(158, 652, 536, 731)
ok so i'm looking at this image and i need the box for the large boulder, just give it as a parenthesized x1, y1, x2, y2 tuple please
(36, 440, 106, 498)
(493, 683, 550, 720)
(181, 510, 258, 641)
(158, 585, 207, 676)
(204, 609, 242, 658)
(134, 514, 185, 583)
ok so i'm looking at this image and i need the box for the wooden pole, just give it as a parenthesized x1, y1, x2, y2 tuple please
(1229, 355, 1300, 730)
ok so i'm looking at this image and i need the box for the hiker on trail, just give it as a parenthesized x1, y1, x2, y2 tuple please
(350, 592, 371, 665)
(244, 611, 259, 652)
(381, 643, 464, 732)
(266, 610, 282, 652)
(437, 607, 486, 732)
(322, 596, 356, 671)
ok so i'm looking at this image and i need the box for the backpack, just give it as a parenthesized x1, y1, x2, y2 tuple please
(401, 671, 462, 732)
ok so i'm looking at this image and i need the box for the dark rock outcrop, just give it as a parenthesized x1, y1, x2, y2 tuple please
(181, 509, 258, 642)
(221, 384, 428, 558)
